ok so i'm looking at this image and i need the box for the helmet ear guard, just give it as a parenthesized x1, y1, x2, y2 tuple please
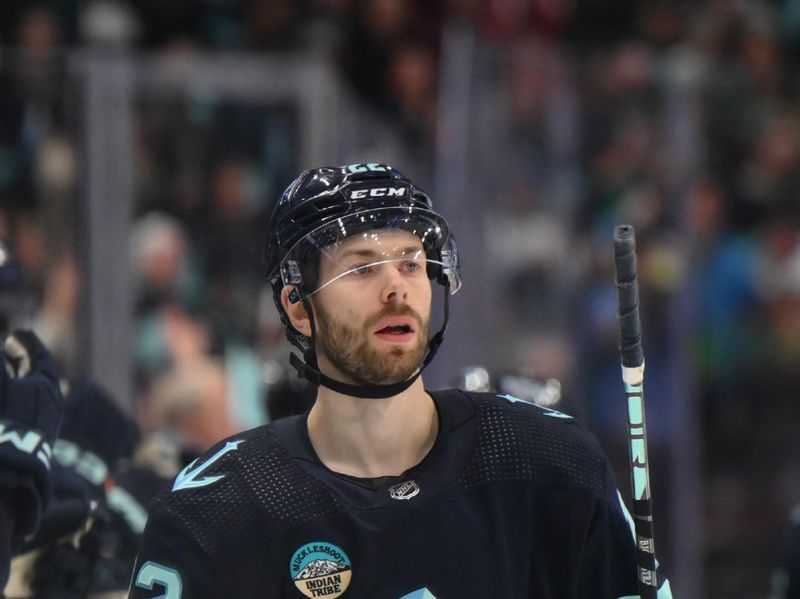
(270, 280, 310, 347)
(426, 247, 459, 289)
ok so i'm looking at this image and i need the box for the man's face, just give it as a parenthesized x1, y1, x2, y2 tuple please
(311, 229, 432, 387)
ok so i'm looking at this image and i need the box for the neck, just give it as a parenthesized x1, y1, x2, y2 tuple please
(307, 376, 438, 479)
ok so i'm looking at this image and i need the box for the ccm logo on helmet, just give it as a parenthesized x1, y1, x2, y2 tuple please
(349, 187, 407, 199)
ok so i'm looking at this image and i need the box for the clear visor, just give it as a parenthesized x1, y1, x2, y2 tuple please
(279, 208, 461, 302)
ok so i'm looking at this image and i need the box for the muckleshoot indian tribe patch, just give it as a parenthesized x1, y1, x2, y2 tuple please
(290, 541, 352, 598)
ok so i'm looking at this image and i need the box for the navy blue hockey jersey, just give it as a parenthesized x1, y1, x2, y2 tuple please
(128, 390, 672, 598)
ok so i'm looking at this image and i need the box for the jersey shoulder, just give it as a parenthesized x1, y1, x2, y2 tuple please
(148, 423, 341, 564)
(454, 390, 609, 497)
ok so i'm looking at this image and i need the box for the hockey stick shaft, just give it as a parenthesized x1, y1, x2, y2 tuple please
(613, 225, 658, 598)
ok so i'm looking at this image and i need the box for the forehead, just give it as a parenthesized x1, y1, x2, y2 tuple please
(324, 229, 424, 258)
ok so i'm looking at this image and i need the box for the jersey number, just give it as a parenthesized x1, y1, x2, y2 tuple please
(135, 561, 183, 599)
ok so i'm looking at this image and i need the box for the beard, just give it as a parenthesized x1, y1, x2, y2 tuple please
(313, 303, 430, 387)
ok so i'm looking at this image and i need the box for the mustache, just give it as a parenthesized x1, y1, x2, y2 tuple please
(365, 305, 423, 330)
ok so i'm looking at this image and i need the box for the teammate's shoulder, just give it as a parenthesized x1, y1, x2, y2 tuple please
(454, 390, 609, 495)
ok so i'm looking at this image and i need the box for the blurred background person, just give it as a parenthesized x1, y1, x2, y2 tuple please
(144, 356, 237, 465)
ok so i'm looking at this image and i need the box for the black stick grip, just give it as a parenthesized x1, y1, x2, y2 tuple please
(613, 225, 644, 368)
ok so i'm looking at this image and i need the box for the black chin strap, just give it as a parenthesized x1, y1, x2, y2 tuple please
(290, 287, 450, 399)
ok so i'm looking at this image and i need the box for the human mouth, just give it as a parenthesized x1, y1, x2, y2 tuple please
(374, 318, 416, 342)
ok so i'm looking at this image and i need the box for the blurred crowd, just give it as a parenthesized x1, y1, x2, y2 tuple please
(3, 0, 800, 597)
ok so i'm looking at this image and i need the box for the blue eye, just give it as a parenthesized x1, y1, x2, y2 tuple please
(352, 264, 371, 275)
(403, 261, 420, 273)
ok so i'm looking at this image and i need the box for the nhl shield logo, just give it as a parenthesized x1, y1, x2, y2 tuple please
(290, 542, 352, 598)
(389, 480, 420, 500)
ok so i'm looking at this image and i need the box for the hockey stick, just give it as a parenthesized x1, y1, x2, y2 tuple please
(613, 225, 658, 599)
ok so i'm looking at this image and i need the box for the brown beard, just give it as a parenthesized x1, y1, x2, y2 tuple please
(313, 303, 430, 387)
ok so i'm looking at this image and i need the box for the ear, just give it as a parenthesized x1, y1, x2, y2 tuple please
(281, 286, 311, 337)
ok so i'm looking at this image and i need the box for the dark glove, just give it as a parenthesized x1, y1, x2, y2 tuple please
(9, 378, 143, 594)
(20, 466, 110, 599)
(0, 330, 64, 538)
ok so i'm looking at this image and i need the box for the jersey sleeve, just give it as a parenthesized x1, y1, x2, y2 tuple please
(128, 498, 221, 599)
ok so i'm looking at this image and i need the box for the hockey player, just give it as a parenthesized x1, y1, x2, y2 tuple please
(129, 163, 672, 598)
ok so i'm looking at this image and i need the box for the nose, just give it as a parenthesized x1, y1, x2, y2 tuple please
(380, 264, 409, 304)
